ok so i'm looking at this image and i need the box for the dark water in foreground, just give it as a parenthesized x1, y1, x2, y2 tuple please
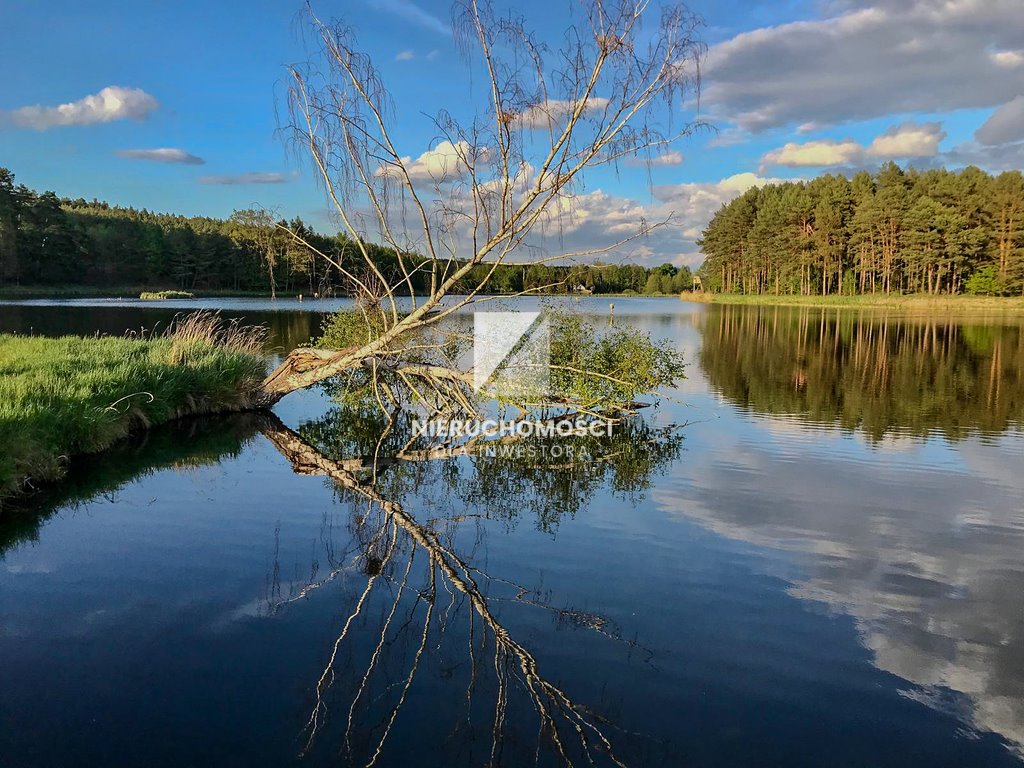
(1, 297, 1023, 767)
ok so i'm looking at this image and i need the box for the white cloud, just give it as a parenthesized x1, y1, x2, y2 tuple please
(377, 140, 481, 183)
(944, 139, 1024, 171)
(368, 0, 449, 35)
(975, 96, 1024, 145)
(4, 86, 158, 130)
(991, 50, 1024, 67)
(655, 172, 789, 210)
(116, 148, 204, 165)
(372, 148, 777, 267)
(703, 0, 1024, 132)
(426, 49, 440, 61)
(493, 185, 687, 266)
(557, 172, 792, 267)
(395, 50, 415, 62)
(515, 97, 611, 130)
(500, 170, 782, 267)
(199, 172, 290, 185)
(762, 139, 864, 168)
(760, 122, 945, 169)
(868, 121, 945, 157)
(371, 138, 784, 267)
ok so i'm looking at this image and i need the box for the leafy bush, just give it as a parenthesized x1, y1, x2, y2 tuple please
(547, 310, 684, 408)
(965, 266, 1008, 296)
(317, 307, 387, 350)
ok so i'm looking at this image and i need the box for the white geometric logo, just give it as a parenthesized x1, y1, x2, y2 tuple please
(473, 312, 550, 400)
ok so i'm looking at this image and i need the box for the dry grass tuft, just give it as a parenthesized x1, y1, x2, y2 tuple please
(165, 311, 267, 365)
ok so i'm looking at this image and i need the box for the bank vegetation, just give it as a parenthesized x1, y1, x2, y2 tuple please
(0, 314, 266, 501)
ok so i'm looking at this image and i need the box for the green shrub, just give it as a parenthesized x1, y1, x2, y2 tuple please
(965, 266, 1008, 296)
(547, 310, 684, 408)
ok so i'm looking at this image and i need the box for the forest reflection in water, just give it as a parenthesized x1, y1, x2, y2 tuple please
(697, 304, 1024, 441)
(0, 414, 263, 554)
(685, 302, 1024, 757)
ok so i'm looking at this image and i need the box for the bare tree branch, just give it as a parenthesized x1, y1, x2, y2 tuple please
(259, 0, 705, 408)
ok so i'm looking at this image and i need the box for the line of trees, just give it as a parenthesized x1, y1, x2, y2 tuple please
(0, 167, 392, 294)
(0, 167, 682, 296)
(698, 164, 1024, 297)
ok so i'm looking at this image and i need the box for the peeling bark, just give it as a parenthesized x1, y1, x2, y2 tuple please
(257, 345, 362, 407)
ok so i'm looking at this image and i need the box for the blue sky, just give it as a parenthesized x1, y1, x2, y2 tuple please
(1, 0, 1022, 267)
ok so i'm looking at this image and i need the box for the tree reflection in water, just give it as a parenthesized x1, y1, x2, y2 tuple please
(260, 407, 682, 767)
(699, 304, 1024, 441)
(0, 370, 683, 766)
(693, 303, 1024, 756)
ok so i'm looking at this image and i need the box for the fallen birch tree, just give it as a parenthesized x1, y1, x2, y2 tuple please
(256, 0, 705, 413)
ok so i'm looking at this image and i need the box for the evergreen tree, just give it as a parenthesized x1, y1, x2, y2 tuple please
(698, 163, 1019, 297)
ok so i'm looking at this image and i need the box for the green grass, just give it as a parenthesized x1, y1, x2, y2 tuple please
(0, 313, 268, 501)
(683, 292, 1024, 313)
(139, 290, 195, 300)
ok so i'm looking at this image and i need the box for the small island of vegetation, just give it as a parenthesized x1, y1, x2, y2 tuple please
(139, 290, 195, 300)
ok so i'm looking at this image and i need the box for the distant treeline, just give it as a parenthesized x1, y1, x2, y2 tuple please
(0, 167, 689, 296)
(698, 163, 1024, 297)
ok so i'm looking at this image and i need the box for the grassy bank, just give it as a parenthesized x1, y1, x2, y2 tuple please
(0, 314, 267, 501)
(683, 292, 1024, 313)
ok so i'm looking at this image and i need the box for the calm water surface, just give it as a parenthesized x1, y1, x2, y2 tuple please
(1, 297, 1023, 767)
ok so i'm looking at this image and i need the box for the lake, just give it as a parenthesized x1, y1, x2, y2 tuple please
(1, 297, 1023, 767)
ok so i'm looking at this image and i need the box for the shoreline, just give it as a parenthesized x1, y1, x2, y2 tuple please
(682, 292, 1024, 313)
(0, 286, 276, 300)
(0, 286, 673, 302)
